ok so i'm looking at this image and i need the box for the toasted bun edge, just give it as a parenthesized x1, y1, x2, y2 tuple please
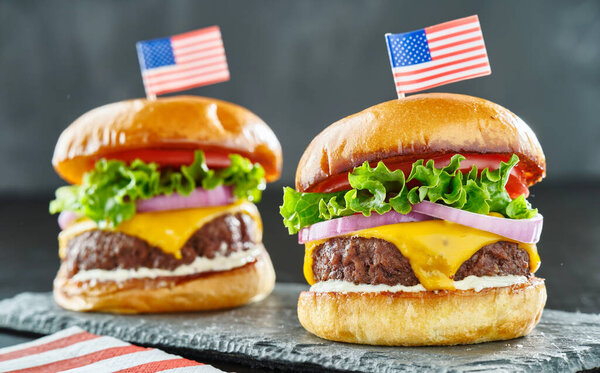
(297, 277, 546, 346)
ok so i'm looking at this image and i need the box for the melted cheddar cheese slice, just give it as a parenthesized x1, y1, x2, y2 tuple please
(304, 220, 540, 291)
(58, 200, 262, 259)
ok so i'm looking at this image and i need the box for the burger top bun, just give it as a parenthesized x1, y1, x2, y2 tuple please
(53, 96, 283, 184)
(296, 93, 545, 193)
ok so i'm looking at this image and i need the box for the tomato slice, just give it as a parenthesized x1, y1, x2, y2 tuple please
(505, 174, 529, 198)
(100, 148, 232, 169)
(311, 153, 529, 199)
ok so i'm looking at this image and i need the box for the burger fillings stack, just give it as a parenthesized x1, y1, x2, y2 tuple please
(280, 93, 547, 346)
(50, 96, 282, 313)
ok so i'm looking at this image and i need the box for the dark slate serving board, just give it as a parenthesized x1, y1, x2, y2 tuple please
(0, 284, 598, 372)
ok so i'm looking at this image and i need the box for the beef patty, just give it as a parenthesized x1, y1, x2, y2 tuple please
(312, 237, 530, 286)
(63, 213, 257, 278)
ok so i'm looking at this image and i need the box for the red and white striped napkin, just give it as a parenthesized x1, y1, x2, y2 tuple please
(0, 327, 222, 372)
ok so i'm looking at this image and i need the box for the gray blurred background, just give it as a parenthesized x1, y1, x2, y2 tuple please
(0, 0, 599, 311)
(1, 0, 599, 192)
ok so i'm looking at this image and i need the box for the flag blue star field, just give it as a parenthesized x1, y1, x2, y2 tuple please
(136, 26, 230, 97)
(385, 15, 491, 96)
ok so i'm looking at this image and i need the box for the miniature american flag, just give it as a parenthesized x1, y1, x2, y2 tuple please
(0, 327, 222, 372)
(136, 26, 230, 98)
(385, 15, 491, 97)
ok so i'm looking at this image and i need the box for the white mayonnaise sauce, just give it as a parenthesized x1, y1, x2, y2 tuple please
(309, 275, 529, 293)
(70, 246, 262, 283)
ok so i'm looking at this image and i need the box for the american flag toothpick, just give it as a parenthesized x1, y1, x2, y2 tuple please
(136, 26, 230, 99)
(385, 15, 491, 98)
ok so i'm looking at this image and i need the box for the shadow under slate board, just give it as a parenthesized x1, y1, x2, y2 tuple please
(0, 283, 598, 372)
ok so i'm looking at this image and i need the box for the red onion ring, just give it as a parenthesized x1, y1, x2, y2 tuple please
(136, 186, 235, 212)
(411, 201, 543, 244)
(297, 201, 543, 244)
(57, 186, 235, 229)
(58, 211, 80, 230)
(298, 210, 431, 244)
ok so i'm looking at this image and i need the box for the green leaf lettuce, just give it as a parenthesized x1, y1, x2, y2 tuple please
(50, 151, 266, 228)
(280, 154, 538, 234)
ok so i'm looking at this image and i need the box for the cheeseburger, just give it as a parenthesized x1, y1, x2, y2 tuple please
(281, 93, 546, 346)
(50, 96, 281, 313)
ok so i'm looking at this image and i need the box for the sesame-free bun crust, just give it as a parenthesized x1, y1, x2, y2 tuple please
(53, 245, 275, 314)
(53, 96, 282, 184)
(297, 277, 546, 346)
(296, 93, 545, 192)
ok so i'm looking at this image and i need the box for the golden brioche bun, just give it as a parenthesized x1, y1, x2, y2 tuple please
(53, 245, 275, 314)
(53, 96, 282, 184)
(296, 93, 545, 192)
(297, 277, 546, 346)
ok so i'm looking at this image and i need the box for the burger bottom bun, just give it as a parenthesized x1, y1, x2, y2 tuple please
(54, 244, 275, 314)
(297, 277, 546, 346)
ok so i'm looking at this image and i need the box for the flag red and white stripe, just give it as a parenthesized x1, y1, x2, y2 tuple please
(386, 15, 491, 96)
(0, 327, 222, 372)
(138, 26, 230, 98)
